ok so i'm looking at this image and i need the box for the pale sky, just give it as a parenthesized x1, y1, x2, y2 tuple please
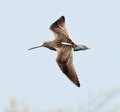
(0, 0, 120, 111)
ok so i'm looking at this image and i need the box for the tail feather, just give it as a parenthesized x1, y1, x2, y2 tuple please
(73, 45, 89, 51)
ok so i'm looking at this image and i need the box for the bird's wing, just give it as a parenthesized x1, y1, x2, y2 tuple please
(50, 16, 73, 44)
(56, 46, 80, 87)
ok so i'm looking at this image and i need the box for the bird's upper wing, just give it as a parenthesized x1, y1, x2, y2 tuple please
(50, 16, 74, 44)
(56, 45, 80, 87)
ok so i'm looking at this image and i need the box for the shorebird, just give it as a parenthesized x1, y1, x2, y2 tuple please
(29, 16, 89, 87)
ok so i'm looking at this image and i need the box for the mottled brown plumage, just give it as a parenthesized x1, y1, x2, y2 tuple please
(56, 44, 80, 87)
(29, 16, 89, 87)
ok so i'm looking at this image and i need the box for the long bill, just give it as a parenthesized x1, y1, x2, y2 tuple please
(28, 45, 43, 50)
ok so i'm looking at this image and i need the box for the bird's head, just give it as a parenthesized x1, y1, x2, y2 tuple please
(42, 41, 50, 47)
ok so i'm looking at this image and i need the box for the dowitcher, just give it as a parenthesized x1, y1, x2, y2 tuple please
(29, 16, 89, 87)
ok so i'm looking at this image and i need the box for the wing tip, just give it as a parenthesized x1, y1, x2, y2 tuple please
(60, 16, 65, 21)
(77, 82, 80, 87)
(50, 16, 65, 30)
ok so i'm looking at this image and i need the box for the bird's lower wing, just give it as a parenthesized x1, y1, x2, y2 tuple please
(56, 50, 80, 87)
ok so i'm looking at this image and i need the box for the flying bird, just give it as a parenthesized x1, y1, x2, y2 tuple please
(29, 16, 89, 87)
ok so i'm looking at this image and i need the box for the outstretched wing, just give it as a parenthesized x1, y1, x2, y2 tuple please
(50, 16, 68, 36)
(50, 16, 74, 45)
(50, 16, 65, 30)
(56, 46, 80, 87)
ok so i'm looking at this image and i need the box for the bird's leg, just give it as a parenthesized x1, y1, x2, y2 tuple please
(73, 45, 89, 51)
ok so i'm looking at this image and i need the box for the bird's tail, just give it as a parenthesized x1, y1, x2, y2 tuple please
(73, 45, 89, 51)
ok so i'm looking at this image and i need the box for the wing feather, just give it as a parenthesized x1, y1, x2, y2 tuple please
(56, 47, 80, 87)
(50, 16, 70, 38)
(50, 16, 75, 45)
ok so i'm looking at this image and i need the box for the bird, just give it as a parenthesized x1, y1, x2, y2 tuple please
(29, 16, 89, 87)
